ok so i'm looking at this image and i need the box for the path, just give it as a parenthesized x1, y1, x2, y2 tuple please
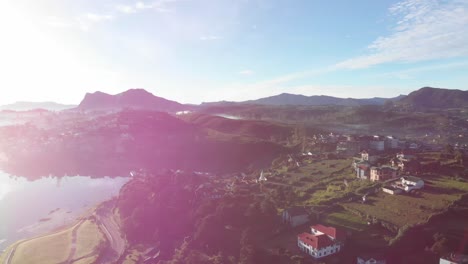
(96, 204, 125, 264)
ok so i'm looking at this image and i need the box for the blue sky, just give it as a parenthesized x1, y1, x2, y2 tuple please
(1, 0, 468, 104)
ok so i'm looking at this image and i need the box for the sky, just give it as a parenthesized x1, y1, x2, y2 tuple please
(1, 0, 468, 105)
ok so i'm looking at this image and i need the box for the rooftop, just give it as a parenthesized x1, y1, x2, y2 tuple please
(298, 232, 334, 249)
(401, 176, 423, 182)
(311, 224, 345, 240)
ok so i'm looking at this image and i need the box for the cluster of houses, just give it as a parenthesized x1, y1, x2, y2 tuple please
(352, 150, 425, 195)
(353, 151, 415, 181)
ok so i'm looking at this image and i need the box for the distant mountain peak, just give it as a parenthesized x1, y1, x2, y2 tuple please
(77, 88, 188, 112)
(119, 88, 154, 95)
(397, 87, 468, 109)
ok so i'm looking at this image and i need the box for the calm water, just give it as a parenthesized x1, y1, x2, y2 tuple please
(0, 172, 129, 251)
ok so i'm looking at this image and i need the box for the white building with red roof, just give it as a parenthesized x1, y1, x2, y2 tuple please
(297, 224, 345, 259)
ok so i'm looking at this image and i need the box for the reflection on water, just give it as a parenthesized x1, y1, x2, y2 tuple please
(0, 172, 129, 251)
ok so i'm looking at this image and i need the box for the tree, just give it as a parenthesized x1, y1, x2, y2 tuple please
(431, 233, 450, 256)
(444, 144, 454, 156)
(239, 229, 255, 264)
(455, 150, 464, 165)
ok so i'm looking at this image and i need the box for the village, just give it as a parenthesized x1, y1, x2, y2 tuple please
(179, 132, 468, 263)
(1, 109, 468, 263)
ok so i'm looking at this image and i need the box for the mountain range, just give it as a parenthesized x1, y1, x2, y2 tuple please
(242, 93, 406, 106)
(3, 87, 467, 113)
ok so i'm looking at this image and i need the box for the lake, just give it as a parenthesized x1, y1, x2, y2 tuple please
(0, 172, 129, 251)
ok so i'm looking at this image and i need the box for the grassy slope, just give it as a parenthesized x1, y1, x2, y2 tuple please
(5, 219, 104, 264)
(74, 220, 105, 261)
(12, 229, 72, 264)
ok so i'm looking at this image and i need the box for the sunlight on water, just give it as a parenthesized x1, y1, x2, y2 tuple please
(0, 171, 129, 250)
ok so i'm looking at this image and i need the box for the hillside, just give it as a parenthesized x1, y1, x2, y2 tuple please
(397, 87, 468, 109)
(0, 110, 289, 177)
(181, 113, 296, 142)
(77, 89, 188, 112)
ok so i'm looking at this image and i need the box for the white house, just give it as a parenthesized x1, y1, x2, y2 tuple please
(361, 151, 369, 161)
(282, 207, 309, 227)
(400, 176, 424, 192)
(297, 224, 344, 259)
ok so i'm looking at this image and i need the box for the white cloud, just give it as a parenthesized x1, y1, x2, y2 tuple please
(76, 13, 114, 31)
(116, 4, 137, 14)
(200, 35, 221, 41)
(238, 70, 254, 75)
(336, 0, 468, 69)
(115, 0, 175, 14)
(85, 13, 113, 22)
(44, 16, 72, 28)
(377, 60, 468, 79)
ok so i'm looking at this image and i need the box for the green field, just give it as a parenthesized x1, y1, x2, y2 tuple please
(323, 209, 368, 231)
(73, 220, 105, 262)
(268, 158, 379, 206)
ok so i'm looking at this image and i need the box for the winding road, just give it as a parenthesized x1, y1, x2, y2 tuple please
(96, 204, 126, 264)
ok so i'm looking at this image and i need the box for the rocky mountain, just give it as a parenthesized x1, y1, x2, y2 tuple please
(77, 89, 188, 112)
(396, 87, 468, 109)
(0, 102, 76, 111)
(242, 93, 405, 106)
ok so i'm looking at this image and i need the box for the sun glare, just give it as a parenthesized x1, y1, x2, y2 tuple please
(0, 182, 12, 201)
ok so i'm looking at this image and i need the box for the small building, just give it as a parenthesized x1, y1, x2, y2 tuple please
(440, 253, 468, 264)
(282, 207, 309, 227)
(361, 151, 369, 161)
(297, 224, 344, 259)
(370, 166, 398, 182)
(356, 163, 370, 180)
(382, 185, 402, 195)
(357, 254, 387, 264)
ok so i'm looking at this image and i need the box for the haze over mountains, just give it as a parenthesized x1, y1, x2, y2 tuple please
(74, 86, 468, 111)
(2, 87, 467, 112)
(0, 102, 75, 111)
